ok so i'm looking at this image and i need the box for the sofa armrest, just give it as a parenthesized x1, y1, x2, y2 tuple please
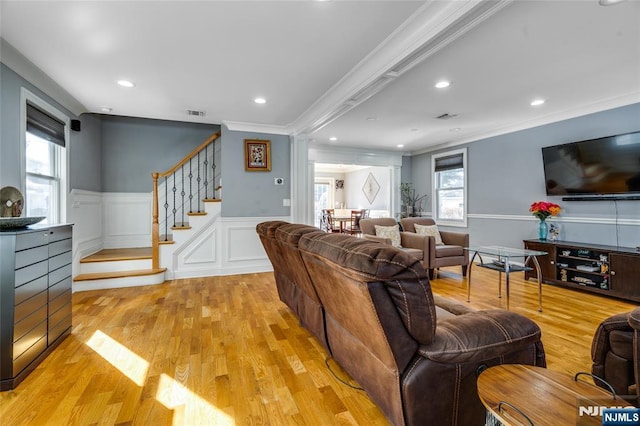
(400, 232, 434, 260)
(440, 231, 469, 248)
(418, 309, 542, 364)
(591, 311, 634, 365)
(628, 307, 640, 331)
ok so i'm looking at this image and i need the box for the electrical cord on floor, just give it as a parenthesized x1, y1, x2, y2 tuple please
(324, 356, 364, 391)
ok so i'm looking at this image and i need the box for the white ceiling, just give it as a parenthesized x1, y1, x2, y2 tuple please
(1, 0, 639, 154)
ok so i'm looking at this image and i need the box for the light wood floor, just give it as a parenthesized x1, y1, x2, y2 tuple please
(0, 267, 636, 425)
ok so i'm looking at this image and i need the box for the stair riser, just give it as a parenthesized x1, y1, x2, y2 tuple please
(80, 259, 152, 274)
(73, 272, 166, 292)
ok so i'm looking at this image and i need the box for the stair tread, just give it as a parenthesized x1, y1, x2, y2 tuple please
(81, 248, 152, 263)
(74, 268, 167, 281)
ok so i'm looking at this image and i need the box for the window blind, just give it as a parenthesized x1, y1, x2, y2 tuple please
(434, 153, 463, 172)
(26, 103, 66, 147)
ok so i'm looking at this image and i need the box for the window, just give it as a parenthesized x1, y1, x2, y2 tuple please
(22, 92, 68, 225)
(432, 148, 467, 227)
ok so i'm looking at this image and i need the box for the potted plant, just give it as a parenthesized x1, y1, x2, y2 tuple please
(400, 183, 427, 217)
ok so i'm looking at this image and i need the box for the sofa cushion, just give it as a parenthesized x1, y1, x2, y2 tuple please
(401, 247, 423, 260)
(435, 244, 464, 258)
(414, 223, 444, 245)
(374, 224, 401, 247)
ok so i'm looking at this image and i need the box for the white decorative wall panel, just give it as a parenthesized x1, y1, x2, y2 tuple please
(226, 224, 268, 262)
(102, 193, 152, 248)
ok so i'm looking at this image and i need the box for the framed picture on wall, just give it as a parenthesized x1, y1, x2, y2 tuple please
(244, 139, 271, 172)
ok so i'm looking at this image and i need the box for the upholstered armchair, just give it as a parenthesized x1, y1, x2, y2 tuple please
(591, 307, 640, 402)
(400, 217, 469, 279)
(359, 218, 426, 263)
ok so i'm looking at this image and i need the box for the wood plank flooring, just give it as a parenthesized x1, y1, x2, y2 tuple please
(0, 267, 636, 425)
(80, 248, 152, 263)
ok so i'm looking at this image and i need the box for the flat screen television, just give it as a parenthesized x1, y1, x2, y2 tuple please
(541, 131, 640, 198)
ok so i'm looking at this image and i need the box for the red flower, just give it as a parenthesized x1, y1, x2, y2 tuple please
(530, 201, 561, 220)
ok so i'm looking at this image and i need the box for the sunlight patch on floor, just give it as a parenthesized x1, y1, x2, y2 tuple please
(156, 373, 235, 425)
(86, 330, 149, 386)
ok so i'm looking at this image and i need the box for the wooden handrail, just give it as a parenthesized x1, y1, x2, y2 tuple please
(151, 131, 220, 269)
(156, 131, 221, 178)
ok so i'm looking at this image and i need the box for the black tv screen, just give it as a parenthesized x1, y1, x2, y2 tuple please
(542, 131, 640, 196)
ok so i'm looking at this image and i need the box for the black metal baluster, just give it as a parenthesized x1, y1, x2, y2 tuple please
(197, 151, 201, 212)
(204, 145, 209, 200)
(181, 165, 185, 226)
(189, 158, 193, 213)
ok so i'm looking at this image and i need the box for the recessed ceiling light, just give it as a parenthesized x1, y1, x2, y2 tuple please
(530, 99, 545, 106)
(117, 80, 135, 88)
(599, 0, 626, 5)
(366, 117, 377, 121)
(254, 97, 266, 104)
(449, 127, 461, 132)
(397, 144, 405, 148)
(100, 106, 112, 113)
(329, 137, 337, 141)
(435, 81, 451, 89)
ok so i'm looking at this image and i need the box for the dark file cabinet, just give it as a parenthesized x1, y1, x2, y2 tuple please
(1, 224, 72, 390)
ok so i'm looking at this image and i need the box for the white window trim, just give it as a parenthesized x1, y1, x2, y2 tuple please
(431, 147, 468, 228)
(20, 88, 70, 223)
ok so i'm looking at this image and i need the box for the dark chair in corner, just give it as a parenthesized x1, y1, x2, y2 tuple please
(400, 217, 469, 279)
(591, 307, 640, 403)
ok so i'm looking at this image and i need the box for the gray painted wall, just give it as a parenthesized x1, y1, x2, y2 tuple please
(409, 102, 640, 249)
(72, 113, 103, 192)
(0, 63, 85, 191)
(220, 127, 291, 217)
(100, 116, 219, 192)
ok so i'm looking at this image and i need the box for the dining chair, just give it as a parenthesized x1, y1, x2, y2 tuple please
(322, 209, 341, 233)
(342, 209, 364, 236)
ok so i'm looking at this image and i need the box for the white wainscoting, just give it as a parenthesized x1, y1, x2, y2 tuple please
(164, 215, 290, 279)
(68, 189, 103, 277)
(102, 192, 152, 249)
(68, 189, 290, 281)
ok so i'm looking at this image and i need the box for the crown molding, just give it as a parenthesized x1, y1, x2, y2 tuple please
(222, 120, 290, 136)
(409, 92, 640, 156)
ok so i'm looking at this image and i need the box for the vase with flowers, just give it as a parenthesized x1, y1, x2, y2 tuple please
(529, 201, 561, 241)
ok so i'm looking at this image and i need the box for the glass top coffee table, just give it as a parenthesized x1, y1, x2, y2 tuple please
(465, 246, 547, 312)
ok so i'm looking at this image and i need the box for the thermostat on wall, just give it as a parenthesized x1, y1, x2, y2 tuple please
(274, 178, 284, 185)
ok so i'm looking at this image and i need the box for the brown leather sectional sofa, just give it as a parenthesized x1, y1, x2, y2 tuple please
(257, 221, 546, 425)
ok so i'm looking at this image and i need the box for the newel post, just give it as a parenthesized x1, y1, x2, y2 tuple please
(152, 172, 160, 269)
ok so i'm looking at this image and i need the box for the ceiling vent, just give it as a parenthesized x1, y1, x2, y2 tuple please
(187, 109, 206, 117)
(436, 113, 458, 120)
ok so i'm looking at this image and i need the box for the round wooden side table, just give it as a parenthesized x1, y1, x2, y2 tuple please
(477, 364, 632, 425)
